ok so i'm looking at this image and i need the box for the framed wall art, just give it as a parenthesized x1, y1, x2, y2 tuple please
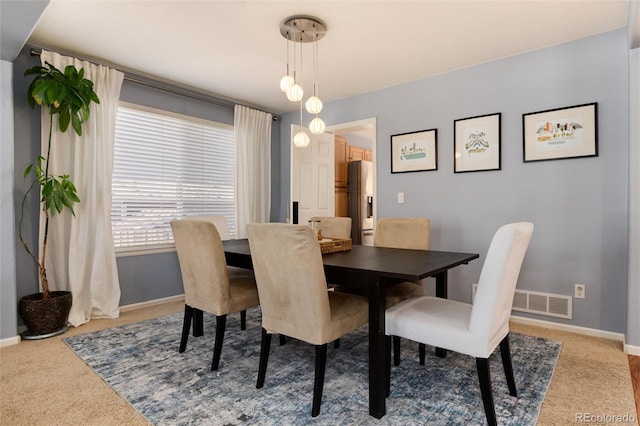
(390, 128, 437, 173)
(522, 102, 598, 162)
(454, 112, 501, 173)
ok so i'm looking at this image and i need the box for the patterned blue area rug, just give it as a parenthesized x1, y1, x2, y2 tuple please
(64, 308, 560, 425)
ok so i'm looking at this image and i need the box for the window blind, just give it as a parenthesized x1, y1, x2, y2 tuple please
(111, 104, 235, 251)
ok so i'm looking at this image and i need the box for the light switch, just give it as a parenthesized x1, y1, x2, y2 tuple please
(397, 192, 405, 204)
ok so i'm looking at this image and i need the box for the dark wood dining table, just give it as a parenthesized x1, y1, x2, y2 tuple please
(222, 239, 479, 419)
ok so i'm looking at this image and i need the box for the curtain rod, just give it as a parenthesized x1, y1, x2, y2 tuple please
(30, 48, 279, 121)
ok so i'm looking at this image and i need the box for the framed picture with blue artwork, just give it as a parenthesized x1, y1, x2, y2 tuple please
(454, 112, 501, 173)
(523, 102, 598, 162)
(390, 128, 437, 173)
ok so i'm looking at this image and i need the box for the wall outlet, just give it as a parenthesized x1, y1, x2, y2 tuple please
(397, 192, 405, 204)
(574, 284, 585, 299)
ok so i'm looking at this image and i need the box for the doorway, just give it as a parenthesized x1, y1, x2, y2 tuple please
(328, 118, 376, 245)
(289, 117, 376, 241)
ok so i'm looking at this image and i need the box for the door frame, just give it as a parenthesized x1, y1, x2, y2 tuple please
(288, 117, 377, 226)
(326, 117, 377, 229)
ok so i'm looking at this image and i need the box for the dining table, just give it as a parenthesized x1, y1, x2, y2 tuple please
(222, 238, 479, 419)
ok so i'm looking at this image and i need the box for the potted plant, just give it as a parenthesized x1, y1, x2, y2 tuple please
(18, 61, 100, 339)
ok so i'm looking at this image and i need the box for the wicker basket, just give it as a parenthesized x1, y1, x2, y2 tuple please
(18, 291, 72, 336)
(319, 238, 352, 254)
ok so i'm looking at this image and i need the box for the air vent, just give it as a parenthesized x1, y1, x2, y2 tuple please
(472, 284, 572, 319)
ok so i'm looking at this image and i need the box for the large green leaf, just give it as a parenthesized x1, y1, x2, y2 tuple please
(24, 61, 100, 137)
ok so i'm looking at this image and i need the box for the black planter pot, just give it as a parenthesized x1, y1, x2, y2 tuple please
(18, 291, 72, 340)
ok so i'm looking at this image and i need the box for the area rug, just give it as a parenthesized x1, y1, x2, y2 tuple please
(64, 308, 561, 425)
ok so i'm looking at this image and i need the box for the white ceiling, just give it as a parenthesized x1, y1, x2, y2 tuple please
(28, 0, 630, 115)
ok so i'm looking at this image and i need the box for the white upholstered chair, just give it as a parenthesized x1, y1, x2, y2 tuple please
(246, 223, 369, 417)
(308, 216, 352, 239)
(171, 216, 260, 371)
(385, 222, 534, 426)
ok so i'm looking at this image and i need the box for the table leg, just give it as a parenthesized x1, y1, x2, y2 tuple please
(368, 276, 386, 419)
(435, 272, 448, 358)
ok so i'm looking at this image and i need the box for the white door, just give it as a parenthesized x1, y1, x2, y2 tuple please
(291, 125, 335, 225)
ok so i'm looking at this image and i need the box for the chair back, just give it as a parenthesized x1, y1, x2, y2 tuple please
(374, 218, 430, 250)
(309, 216, 352, 239)
(247, 223, 332, 343)
(469, 222, 534, 342)
(171, 217, 232, 315)
(179, 215, 232, 240)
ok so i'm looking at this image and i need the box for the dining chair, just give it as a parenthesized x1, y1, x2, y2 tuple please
(374, 217, 430, 303)
(308, 216, 352, 239)
(246, 223, 369, 417)
(171, 216, 260, 371)
(384, 222, 534, 426)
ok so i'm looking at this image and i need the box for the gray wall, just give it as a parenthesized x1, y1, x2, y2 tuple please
(629, 47, 640, 347)
(1, 59, 18, 340)
(280, 29, 630, 334)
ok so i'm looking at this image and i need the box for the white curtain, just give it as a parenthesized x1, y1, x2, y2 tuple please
(234, 105, 272, 238)
(39, 50, 124, 327)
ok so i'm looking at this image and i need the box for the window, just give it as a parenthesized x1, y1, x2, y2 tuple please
(111, 103, 235, 253)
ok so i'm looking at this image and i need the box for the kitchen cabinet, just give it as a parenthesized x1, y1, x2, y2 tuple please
(349, 145, 365, 161)
(335, 135, 349, 187)
(335, 186, 349, 217)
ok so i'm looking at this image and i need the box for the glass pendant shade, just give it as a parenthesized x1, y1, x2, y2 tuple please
(309, 117, 326, 134)
(305, 96, 323, 114)
(293, 130, 310, 147)
(286, 83, 303, 102)
(280, 75, 294, 92)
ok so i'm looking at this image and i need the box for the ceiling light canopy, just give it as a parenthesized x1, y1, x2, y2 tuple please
(279, 15, 327, 146)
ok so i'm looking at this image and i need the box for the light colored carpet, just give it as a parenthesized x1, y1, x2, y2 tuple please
(0, 300, 637, 425)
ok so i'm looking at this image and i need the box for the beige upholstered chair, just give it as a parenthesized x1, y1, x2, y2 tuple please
(385, 222, 534, 426)
(171, 216, 259, 371)
(308, 216, 352, 239)
(374, 217, 430, 250)
(374, 217, 431, 307)
(338, 217, 431, 364)
(246, 223, 369, 417)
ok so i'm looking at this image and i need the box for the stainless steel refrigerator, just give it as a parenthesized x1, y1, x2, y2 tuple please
(348, 160, 374, 245)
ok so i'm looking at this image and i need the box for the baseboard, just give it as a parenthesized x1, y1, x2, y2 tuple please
(0, 335, 21, 348)
(510, 315, 626, 345)
(625, 343, 640, 356)
(119, 294, 184, 312)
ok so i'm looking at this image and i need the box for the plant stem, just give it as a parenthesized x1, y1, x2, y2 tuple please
(18, 179, 40, 265)
(39, 113, 53, 299)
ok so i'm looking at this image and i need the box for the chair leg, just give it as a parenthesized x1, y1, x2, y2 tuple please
(257, 328, 272, 388)
(240, 310, 247, 330)
(333, 338, 340, 349)
(193, 308, 204, 337)
(312, 344, 328, 417)
(279, 334, 287, 345)
(419, 343, 426, 365)
(385, 336, 392, 397)
(210, 314, 227, 371)
(499, 334, 517, 397)
(476, 358, 497, 426)
(179, 305, 193, 353)
(393, 336, 401, 366)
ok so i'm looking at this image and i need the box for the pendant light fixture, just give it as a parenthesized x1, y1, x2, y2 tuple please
(279, 15, 327, 146)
